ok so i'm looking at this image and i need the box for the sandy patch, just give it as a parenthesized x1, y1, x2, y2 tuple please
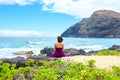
(60, 55, 120, 69)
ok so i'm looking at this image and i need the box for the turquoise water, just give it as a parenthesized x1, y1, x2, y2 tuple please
(0, 37, 120, 58)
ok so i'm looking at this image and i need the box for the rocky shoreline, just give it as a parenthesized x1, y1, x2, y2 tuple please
(40, 45, 120, 56)
(0, 45, 120, 68)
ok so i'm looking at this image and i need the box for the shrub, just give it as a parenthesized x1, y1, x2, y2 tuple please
(87, 59, 96, 67)
(0, 60, 120, 80)
(93, 50, 120, 56)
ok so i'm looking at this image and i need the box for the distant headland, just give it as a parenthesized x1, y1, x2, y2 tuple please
(61, 10, 120, 38)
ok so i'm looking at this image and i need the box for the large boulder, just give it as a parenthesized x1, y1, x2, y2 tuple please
(1, 57, 26, 68)
(65, 48, 86, 55)
(40, 48, 87, 56)
(0, 56, 52, 68)
(27, 56, 50, 61)
(13, 51, 33, 57)
(40, 48, 54, 54)
(64, 48, 79, 55)
(40, 48, 54, 56)
(109, 45, 120, 51)
(87, 50, 98, 55)
(78, 49, 87, 55)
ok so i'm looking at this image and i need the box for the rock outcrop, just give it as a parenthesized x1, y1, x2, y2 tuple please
(61, 10, 120, 38)
(109, 45, 120, 51)
(13, 51, 33, 57)
(0, 56, 51, 68)
(40, 48, 87, 56)
(1, 57, 26, 68)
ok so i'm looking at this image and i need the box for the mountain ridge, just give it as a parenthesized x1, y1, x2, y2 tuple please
(61, 10, 120, 38)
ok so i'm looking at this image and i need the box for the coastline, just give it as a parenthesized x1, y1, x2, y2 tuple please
(0, 45, 120, 70)
(1, 37, 120, 59)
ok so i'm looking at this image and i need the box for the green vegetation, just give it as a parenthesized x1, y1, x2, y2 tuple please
(87, 59, 96, 67)
(25, 59, 35, 66)
(0, 59, 120, 80)
(93, 50, 120, 56)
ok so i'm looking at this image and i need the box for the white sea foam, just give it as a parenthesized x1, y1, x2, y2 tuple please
(27, 41, 44, 45)
(0, 48, 42, 59)
(0, 44, 105, 58)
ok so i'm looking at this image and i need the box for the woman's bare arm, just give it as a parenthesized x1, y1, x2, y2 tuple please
(62, 44, 64, 52)
(54, 43, 56, 52)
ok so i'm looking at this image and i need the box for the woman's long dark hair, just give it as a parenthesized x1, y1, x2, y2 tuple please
(57, 36, 63, 42)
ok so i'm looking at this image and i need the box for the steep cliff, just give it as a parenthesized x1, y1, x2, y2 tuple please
(61, 10, 120, 38)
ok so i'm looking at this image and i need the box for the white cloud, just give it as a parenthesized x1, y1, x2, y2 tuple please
(0, 0, 38, 5)
(0, 30, 45, 37)
(40, 0, 120, 18)
(0, 0, 120, 18)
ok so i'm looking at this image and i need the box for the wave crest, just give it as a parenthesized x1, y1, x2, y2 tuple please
(27, 41, 44, 45)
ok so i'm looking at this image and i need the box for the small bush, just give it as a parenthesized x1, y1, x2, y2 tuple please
(93, 50, 120, 56)
(87, 59, 96, 67)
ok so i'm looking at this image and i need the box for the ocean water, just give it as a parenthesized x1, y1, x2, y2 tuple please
(0, 37, 120, 59)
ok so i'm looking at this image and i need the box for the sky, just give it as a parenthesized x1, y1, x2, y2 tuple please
(0, 0, 120, 37)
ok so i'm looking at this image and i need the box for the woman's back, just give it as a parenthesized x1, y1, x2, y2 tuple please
(51, 48, 65, 57)
(54, 43, 64, 51)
